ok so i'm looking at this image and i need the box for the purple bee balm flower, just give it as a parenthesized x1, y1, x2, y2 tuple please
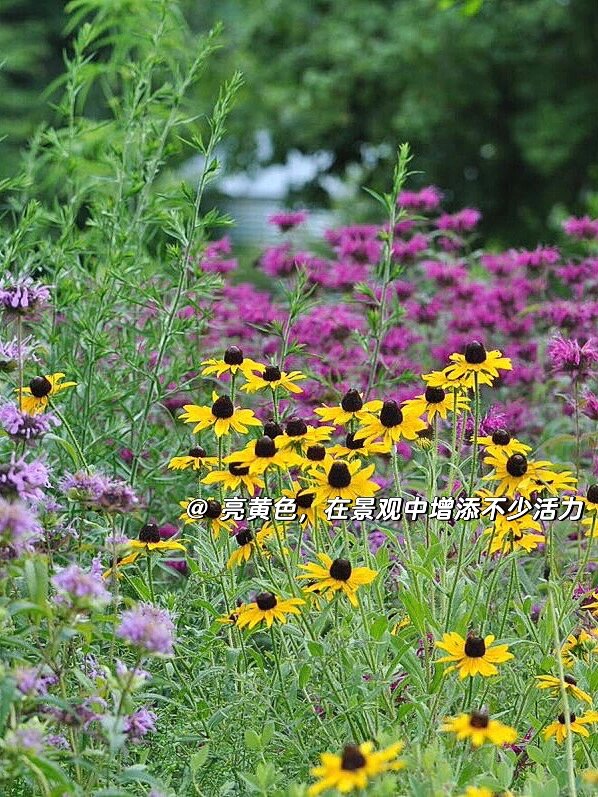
(0, 402, 60, 442)
(47, 734, 70, 750)
(267, 210, 308, 231)
(0, 455, 49, 502)
(0, 499, 42, 558)
(13, 666, 57, 697)
(51, 559, 110, 610)
(6, 725, 45, 754)
(582, 390, 598, 421)
(123, 707, 157, 741)
(562, 215, 598, 240)
(0, 277, 51, 319)
(436, 208, 481, 232)
(0, 337, 37, 373)
(117, 603, 175, 656)
(547, 335, 598, 378)
(60, 470, 139, 513)
(397, 185, 443, 212)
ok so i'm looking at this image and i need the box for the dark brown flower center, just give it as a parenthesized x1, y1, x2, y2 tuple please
(506, 454, 528, 477)
(211, 395, 234, 419)
(464, 635, 486, 658)
(469, 710, 489, 729)
(328, 462, 351, 488)
(256, 592, 277, 611)
(29, 376, 52, 398)
(235, 529, 253, 546)
(464, 341, 487, 364)
(306, 444, 326, 461)
(229, 462, 250, 476)
(564, 674, 577, 686)
(491, 429, 511, 446)
(296, 490, 315, 509)
(189, 446, 206, 458)
(224, 346, 244, 365)
(558, 712, 576, 724)
(345, 432, 365, 450)
(263, 420, 283, 439)
(139, 523, 161, 544)
(262, 365, 281, 382)
(285, 418, 308, 437)
(255, 436, 276, 458)
(424, 386, 445, 404)
(341, 389, 363, 413)
(340, 744, 366, 771)
(587, 484, 598, 504)
(205, 499, 222, 519)
(330, 558, 352, 581)
(380, 400, 403, 428)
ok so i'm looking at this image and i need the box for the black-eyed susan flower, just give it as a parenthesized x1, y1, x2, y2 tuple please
(311, 459, 380, 505)
(328, 432, 388, 460)
(303, 443, 328, 464)
(102, 551, 140, 580)
(226, 525, 273, 569)
(201, 346, 262, 379)
(543, 710, 598, 744)
(535, 674, 592, 704)
(582, 485, 598, 536)
(561, 630, 598, 668)
(298, 554, 377, 607)
(584, 592, 598, 617)
(308, 741, 405, 796)
(444, 341, 512, 387)
(476, 429, 531, 459)
(225, 435, 302, 475)
(281, 482, 330, 526)
(240, 364, 305, 394)
(235, 592, 305, 629)
(484, 515, 545, 555)
(459, 788, 513, 797)
(167, 446, 218, 472)
(201, 462, 265, 496)
(436, 632, 514, 678)
(180, 393, 261, 437)
(18, 373, 77, 415)
(276, 417, 334, 451)
(422, 369, 471, 391)
(358, 399, 427, 451)
(441, 710, 517, 748)
(535, 467, 578, 495)
(482, 452, 553, 498)
(314, 389, 383, 426)
(178, 498, 235, 537)
(128, 523, 186, 555)
(403, 386, 469, 422)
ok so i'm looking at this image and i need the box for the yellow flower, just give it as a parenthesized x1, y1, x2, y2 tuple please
(201, 462, 265, 496)
(484, 515, 545, 555)
(180, 392, 261, 437)
(583, 769, 598, 785)
(298, 554, 377, 607)
(459, 789, 510, 797)
(225, 435, 302, 474)
(476, 430, 532, 459)
(167, 446, 218, 472)
(314, 389, 383, 426)
(584, 591, 598, 617)
(102, 551, 140, 580)
(482, 451, 555, 498)
(535, 674, 592, 704)
(444, 341, 512, 387)
(240, 364, 305, 394)
(422, 369, 473, 390)
(436, 632, 513, 678)
(125, 523, 186, 556)
(281, 482, 330, 527)
(17, 373, 77, 415)
(226, 524, 273, 569)
(561, 630, 598, 668)
(328, 432, 388, 460)
(441, 710, 517, 748)
(201, 347, 262, 379)
(543, 710, 598, 744)
(177, 497, 235, 537)
(311, 459, 380, 506)
(276, 419, 334, 451)
(403, 386, 469, 422)
(358, 399, 426, 451)
(235, 592, 304, 629)
(308, 741, 405, 795)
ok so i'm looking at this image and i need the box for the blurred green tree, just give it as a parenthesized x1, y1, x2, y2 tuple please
(0, 0, 67, 177)
(193, 0, 598, 244)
